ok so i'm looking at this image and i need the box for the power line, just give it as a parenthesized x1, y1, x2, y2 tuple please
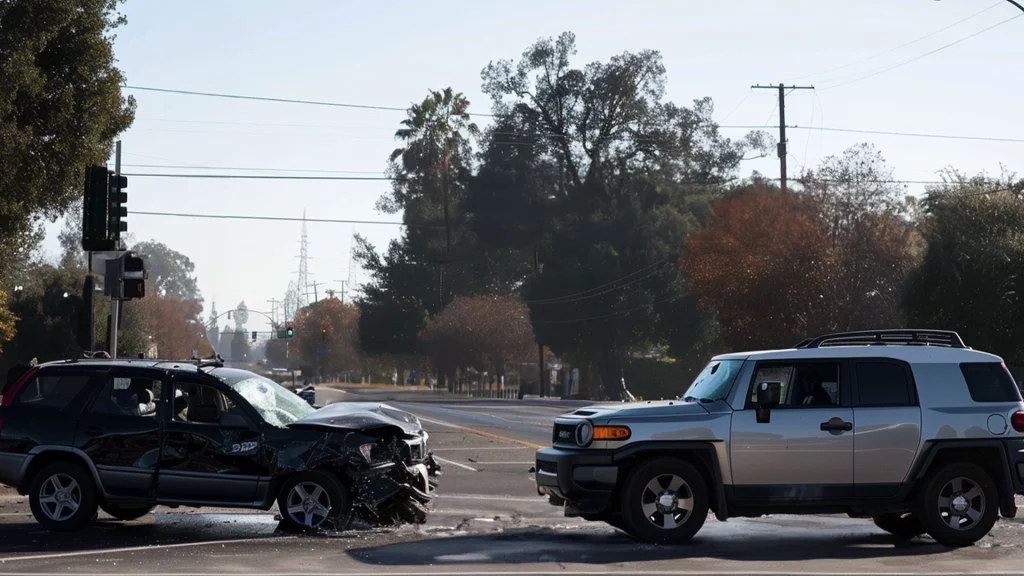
(122, 163, 383, 175)
(130, 210, 442, 229)
(785, 1, 1003, 82)
(719, 124, 1024, 144)
(530, 295, 682, 325)
(123, 85, 496, 117)
(818, 14, 1023, 91)
(123, 173, 390, 181)
(527, 260, 670, 304)
(526, 262, 670, 305)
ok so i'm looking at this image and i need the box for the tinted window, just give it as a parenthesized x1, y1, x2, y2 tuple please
(960, 363, 1021, 403)
(88, 376, 162, 417)
(750, 362, 840, 407)
(856, 362, 913, 407)
(15, 374, 91, 409)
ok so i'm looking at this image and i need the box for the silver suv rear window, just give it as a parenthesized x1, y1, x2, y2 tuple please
(959, 363, 1021, 403)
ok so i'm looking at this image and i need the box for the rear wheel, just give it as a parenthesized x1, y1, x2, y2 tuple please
(871, 513, 924, 540)
(620, 457, 709, 544)
(277, 471, 350, 532)
(101, 503, 155, 521)
(916, 463, 998, 547)
(29, 462, 98, 532)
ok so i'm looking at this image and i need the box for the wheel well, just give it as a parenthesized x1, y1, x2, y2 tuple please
(19, 451, 101, 499)
(912, 446, 1005, 499)
(615, 449, 720, 517)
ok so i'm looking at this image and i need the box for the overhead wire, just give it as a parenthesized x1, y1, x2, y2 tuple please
(530, 295, 682, 325)
(785, 1, 1003, 82)
(523, 260, 670, 304)
(817, 13, 1023, 91)
(129, 210, 439, 229)
(526, 262, 671, 305)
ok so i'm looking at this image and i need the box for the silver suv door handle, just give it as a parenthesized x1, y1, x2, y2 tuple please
(820, 419, 853, 432)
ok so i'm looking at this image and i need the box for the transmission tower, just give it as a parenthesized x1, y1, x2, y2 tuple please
(297, 209, 310, 309)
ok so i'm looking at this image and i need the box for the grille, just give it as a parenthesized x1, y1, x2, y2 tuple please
(537, 460, 557, 474)
(552, 422, 577, 445)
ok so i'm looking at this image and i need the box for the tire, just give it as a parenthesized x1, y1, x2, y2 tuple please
(916, 463, 999, 547)
(619, 457, 710, 544)
(872, 513, 925, 540)
(28, 461, 99, 532)
(276, 470, 350, 532)
(102, 503, 155, 521)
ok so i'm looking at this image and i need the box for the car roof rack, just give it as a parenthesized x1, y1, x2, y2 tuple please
(191, 352, 225, 369)
(795, 329, 967, 349)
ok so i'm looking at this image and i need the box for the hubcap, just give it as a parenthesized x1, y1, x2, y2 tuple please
(640, 473, 693, 530)
(285, 482, 332, 528)
(937, 476, 985, 531)
(38, 473, 81, 522)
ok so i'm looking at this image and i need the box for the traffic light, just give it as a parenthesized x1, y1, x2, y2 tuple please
(108, 172, 128, 247)
(121, 252, 145, 299)
(82, 166, 114, 251)
(286, 321, 294, 338)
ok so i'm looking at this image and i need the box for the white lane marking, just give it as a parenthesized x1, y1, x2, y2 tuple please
(0, 536, 295, 563)
(435, 493, 543, 503)
(433, 456, 477, 472)
(415, 416, 546, 449)
(472, 461, 534, 465)
(0, 571, 1015, 576)
(432, 446, 532, 451)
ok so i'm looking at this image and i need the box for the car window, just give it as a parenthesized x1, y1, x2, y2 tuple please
(750, 362, 840, 407)
(960, 363, 1022, 403)
(172, 382, 237, 423)
(88, 375, 161, 417)
(14, 374, 91, 409)
(856, 361, 913, 407)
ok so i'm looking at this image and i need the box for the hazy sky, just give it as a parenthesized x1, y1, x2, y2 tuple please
(39, 0, 1024, 337)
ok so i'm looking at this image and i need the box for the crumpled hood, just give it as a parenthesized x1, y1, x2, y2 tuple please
(567, 399, 710, 421)
(290, 402, 424, 436)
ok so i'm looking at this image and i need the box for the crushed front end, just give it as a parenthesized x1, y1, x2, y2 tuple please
(349, 431, 442, 526)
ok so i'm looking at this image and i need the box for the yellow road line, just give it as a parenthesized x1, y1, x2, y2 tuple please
(417, 416, 546, 450)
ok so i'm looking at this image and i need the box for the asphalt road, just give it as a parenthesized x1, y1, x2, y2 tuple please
(1, 385, 1024, 575)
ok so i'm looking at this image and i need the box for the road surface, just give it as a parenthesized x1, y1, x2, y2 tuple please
(0, 385, 1022, 575)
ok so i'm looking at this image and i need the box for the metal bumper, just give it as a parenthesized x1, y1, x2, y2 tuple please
(1007, 438, 1024, 495)
(535, 447, 619, 516)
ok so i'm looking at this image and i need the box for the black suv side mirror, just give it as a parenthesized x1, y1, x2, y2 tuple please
(189, 404, 220, 424)
(756, 381, 782, 424)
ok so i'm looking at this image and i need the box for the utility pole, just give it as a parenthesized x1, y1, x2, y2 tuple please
(109, 141, 123, 358)
(534, 248, 545, 398)
(751, 83, 814, 192)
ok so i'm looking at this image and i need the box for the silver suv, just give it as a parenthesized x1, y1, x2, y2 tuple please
(536, 330, 1024, 547)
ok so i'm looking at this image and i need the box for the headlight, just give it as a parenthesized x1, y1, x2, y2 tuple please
(575, 420, 594, 447)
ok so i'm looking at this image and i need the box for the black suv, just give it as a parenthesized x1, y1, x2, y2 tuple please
(0, 358, 440, 532)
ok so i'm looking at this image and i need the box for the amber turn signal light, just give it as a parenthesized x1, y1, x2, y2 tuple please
(593, 426, 631, 441)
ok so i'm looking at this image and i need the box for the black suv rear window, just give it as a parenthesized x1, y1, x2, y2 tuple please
(15, 374, 91, 409)
(960, 363, 1021, 403)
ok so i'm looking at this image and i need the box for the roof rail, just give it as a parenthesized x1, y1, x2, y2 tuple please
(190, 352, 225, 369)
(795, 329, 966, 349)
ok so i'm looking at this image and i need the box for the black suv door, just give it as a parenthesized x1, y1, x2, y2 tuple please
(75, 367, 165, 500)
(157, 374, 266, 505)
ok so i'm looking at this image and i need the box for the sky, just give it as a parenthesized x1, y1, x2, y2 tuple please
(38, 0, 1024, 338)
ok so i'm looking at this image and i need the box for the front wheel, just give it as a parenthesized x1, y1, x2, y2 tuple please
(916, 463, 998, 547)
(29, 462, 99, 532)
(277, 471, 350, 532)
(620, 457, 709, 544)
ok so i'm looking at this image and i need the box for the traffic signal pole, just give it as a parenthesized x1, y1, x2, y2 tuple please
(108, 142, 123, 358)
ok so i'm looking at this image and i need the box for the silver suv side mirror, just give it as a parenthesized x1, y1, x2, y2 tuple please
(756, 381, 782, 424)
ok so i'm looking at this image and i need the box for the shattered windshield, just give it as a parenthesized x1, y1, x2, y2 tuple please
(682, 360, 743, 403)
(218, 372, 315, 428)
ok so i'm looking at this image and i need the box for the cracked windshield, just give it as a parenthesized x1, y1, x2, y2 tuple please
(1, 0, 1024, 574)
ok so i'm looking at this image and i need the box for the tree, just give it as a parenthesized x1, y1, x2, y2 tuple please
(419, 296, 537, 385)
(0, 288, 18, 352)
(131, 241, 202, 301)
(0, 0, 135, 281)
(131, 294, 204, 360)
(478, 32, 766, 391)
(681, 186, 832, 350)
(294, 297, 361, 379)
(904, 175, 1024, 363)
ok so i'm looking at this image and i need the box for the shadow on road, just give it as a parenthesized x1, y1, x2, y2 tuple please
(348, 525, 953, 566)
(0, 513, 283, 557)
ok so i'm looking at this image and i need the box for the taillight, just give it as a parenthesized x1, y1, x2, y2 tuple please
(1, 366, 38, 407)
(1011, 411, 1024, 433)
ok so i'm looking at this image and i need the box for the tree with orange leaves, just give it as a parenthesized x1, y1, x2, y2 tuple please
(293, 297, 361, 379)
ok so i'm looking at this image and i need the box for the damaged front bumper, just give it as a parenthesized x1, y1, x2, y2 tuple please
(350, 438, 442, 526)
